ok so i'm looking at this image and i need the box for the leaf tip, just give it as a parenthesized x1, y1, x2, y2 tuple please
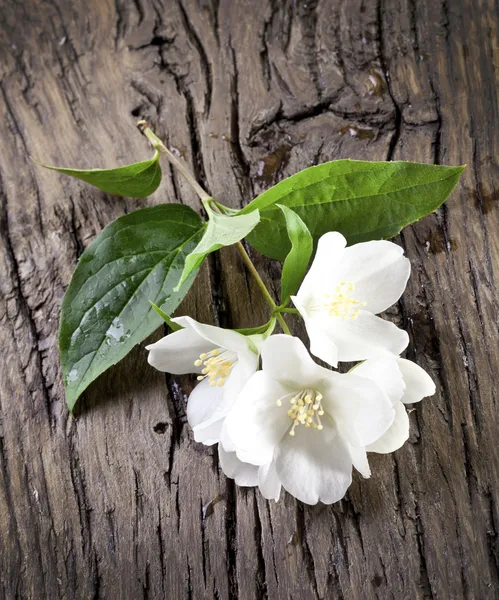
(66, 392, 78, 414)
(149, 300, 182, 331)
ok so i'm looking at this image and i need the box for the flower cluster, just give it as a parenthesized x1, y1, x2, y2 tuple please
(147, 232, 435, 505)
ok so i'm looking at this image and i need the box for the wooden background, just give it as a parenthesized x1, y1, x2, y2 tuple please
(0, 0, 498, 598)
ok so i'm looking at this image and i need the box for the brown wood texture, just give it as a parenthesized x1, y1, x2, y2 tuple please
(0, 0, 498, 598)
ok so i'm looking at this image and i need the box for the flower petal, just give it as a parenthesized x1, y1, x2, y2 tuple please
(261, 334, 330, 388)
(348, 445, 371, 478)
(192, 418, 224, 446)
(187, 378, 225, 444)
(190, 358, 257, 445)
(291, 300, 340, 368)
(323, 311, 409, 363)
(296, 231, 347, 300)
(224, 372, 290, 466)
(274, 422, 352, 505)
(323, 372, 395, 447)
(397, 358, 436, 404)
(223, 352, 259, 402)
(146, 327, 214, 374)
(173, 316, 255, 360)
(335, 240, 411, 314)
(219, 422, 235, 452)
(258, 461, 281, 501)
(367, 400, 410, 453)
(218, 445, 259, 487)
(353, 357, 405, 406)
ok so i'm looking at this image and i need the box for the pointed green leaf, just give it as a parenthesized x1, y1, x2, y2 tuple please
(149, 301, 183, 331)
(278, 205, 313, 305)
(32, 150, 162, 198)
(60, 203, 204, 411)
(175, 208, 260, 290)
(240, 160, 465, 260)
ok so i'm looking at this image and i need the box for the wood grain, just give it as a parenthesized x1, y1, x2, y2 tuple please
(0, 0, 498, 598)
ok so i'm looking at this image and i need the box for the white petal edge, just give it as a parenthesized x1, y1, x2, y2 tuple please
(348, 445, 371, 478)
(323, 372, 395, 447)
(223, 352, 259, 404)
(192, 418, 224, 446)
(353, 357, 405, 406)
(261, 334, 331, 388)
(274, 422, 353, 505)
(295, 231, 347, 301)
(397, 358, 436, 404)
(173, 316, 255, 361)
(367, 400, 410, 453)
(258, 461, 281, 501)
(146, 327, 214, 374)
(218, 445, 259, 487)
(190, 357, 258, 444)
(334, 239, 411, 314)
(324, 311, 409, 363)
(291, 301, 340, 368)
(187, 378, 225, 444)
(224, 371, 291, 466)
(219, 422, 235, 452)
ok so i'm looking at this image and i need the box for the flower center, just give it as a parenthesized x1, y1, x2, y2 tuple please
(312, 281, 367, 320)
(194, 348, 237, 387)
(276, 389, 325, 436)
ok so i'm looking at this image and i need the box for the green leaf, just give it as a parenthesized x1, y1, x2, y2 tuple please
(175, 208, 260, 290)
(60, 204, 204, 411)
(240, 160, 465, 260)
(233, 324, 268, 335)
(278, 205, 313, 304)
(32, 151, 162, 198)
(234, 321, 275, 336)
(149, 301, 182, 331)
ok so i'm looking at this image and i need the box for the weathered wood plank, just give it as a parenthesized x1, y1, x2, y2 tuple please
(0, 0, 498, 598)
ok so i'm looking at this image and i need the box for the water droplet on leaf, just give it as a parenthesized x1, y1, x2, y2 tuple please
(67, 368, 79, 384)
(106, 318, 126, 344)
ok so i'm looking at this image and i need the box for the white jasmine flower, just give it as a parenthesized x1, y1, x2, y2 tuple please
(348, 356, 436, 476)
(291, 231, 411, 367)
(147, 316, 260, 445)
(224, 335, 395, 505)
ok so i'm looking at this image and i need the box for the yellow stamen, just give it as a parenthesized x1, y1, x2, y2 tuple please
(311, 281, 366, 320)
(194, 348, 237, 387)
(277, 389, 326, 436)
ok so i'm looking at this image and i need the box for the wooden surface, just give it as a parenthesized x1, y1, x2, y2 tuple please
(0, 0, 498, 598)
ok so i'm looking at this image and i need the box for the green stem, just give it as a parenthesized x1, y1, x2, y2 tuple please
(277, 307, 300, 315)
(234, 243, 291, 335)
(137, 121, 211, 202)
(138, 121, 291, 335)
